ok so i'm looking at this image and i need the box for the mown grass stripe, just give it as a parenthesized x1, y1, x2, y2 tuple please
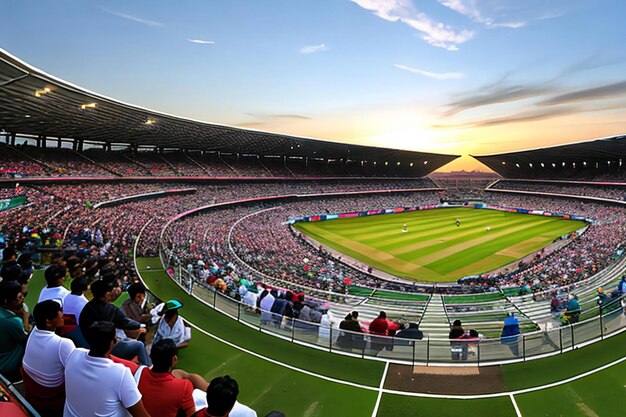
(295, 208, 586, 282)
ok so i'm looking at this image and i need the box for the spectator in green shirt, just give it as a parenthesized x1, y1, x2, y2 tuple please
(0, 280, 28, 381)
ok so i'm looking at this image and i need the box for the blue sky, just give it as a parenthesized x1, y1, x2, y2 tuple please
(3, 0, 626, 170)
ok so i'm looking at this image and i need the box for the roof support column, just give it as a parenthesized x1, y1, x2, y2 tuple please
(57, 137, 62, 148)
(10, 133, 16, 146)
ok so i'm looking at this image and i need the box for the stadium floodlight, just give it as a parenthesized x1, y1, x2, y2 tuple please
(424, 160, 428, 165)
(410, 162, 414, 167)
(145, 119, 156, 125)
(80, 103, 97, 110)
(34, 87, 51, 97)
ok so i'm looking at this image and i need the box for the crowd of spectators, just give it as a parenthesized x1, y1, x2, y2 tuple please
(491, 180, 626, 202)
(480, 193, 626, 293)
(2, 169, 626, 415)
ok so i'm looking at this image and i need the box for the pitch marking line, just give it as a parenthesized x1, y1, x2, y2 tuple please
(510, 394, 522, 417)
(371, 362, 389, 417)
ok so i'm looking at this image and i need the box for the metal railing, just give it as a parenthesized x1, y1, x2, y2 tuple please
(156, 248, 626, 366)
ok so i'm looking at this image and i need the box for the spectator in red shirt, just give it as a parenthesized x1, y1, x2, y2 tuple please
(368, 311, 389, 351)
(136, 338, 208, 417)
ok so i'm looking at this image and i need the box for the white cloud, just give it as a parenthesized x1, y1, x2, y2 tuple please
(299, 44, 328, 54)
(187, 39, 215, 44)
(394, 64, 464, 80)
(351, 0, 473, 51)
(100, 7, 163, 27)
(437, 0, 526, 29)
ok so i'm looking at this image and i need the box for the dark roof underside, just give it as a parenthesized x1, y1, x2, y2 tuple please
(0, 50, 458, 176)
(472, 135, 626, 178)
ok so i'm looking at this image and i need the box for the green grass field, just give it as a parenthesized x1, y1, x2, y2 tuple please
(24, 263, 626, 417)
(294, 207, 587, 282)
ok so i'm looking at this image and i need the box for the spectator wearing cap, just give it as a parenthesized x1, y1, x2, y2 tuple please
(38, 264, 70, 306)
(154, 300, 189, 349)
(80, 280, 150, 365)
(21, 300, 75, 416)
(0, 280, 28, 381)
(136, 338, 209, 417)
(63, 321, 151, 417)
(198, 375, 257, 417)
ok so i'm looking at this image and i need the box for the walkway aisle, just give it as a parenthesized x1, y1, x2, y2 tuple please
(418, 294, 451, 339)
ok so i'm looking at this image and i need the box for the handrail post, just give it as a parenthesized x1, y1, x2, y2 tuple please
(412, 340, 416, 368)
(599, 305, 604, 340)
(522, 334, 526, 361)
(559, 327, 563, 353)
(291, 319, 295, 342)
(237, 301, 241, 322)
(426, 338, 430, 365)
(329, 326, 333, 352)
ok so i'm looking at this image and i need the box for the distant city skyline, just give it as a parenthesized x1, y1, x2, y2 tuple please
(3, 0, 626, 171)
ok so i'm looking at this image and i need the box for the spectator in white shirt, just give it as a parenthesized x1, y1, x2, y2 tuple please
(38, 264, 70, 306)
(63, 321, 151, 417)
(198, 375, 257, 417)
(22, 299, 75, 416)
(61, 277, 90, 348)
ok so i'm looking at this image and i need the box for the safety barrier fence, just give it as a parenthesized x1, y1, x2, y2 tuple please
(156, 248, 626, 366)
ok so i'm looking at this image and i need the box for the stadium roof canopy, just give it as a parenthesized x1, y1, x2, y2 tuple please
(0, 49, 458, 175)
(472, 134, 626, 178)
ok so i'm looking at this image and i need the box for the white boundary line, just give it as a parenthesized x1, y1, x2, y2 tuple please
(134, 218, 626, 406)
(184, 319, 380, 392)
(184, 315, 626, 400)
(509, 394, 522, 417)
(371, 362, 390, 417)
(378, 354, 626, 399)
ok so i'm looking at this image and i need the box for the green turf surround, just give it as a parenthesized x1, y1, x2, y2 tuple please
(24, 266, 626, 416)
(136, 258, 384, 386)
(294, 208, 586, 282)
(501, 329, 626, 390)
(443, 293, 505, 303)
(371, 290, 430, 301)
(515, 359, 626, 417)
(173, 328, 378, 417)
(377, 394, 516, 417)
(348, 286, 375, 296)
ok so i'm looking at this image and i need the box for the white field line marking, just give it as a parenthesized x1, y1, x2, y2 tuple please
(184, 310, 626, 400)
(379, 354, 626, 399)
(510, 394, 522, 417)
(371, 362, 390, 417)
(135, 221, 626, 401)
(184, 319, 380, 392)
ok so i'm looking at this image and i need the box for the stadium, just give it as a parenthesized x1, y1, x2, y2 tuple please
(1, 4, 626, 417)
